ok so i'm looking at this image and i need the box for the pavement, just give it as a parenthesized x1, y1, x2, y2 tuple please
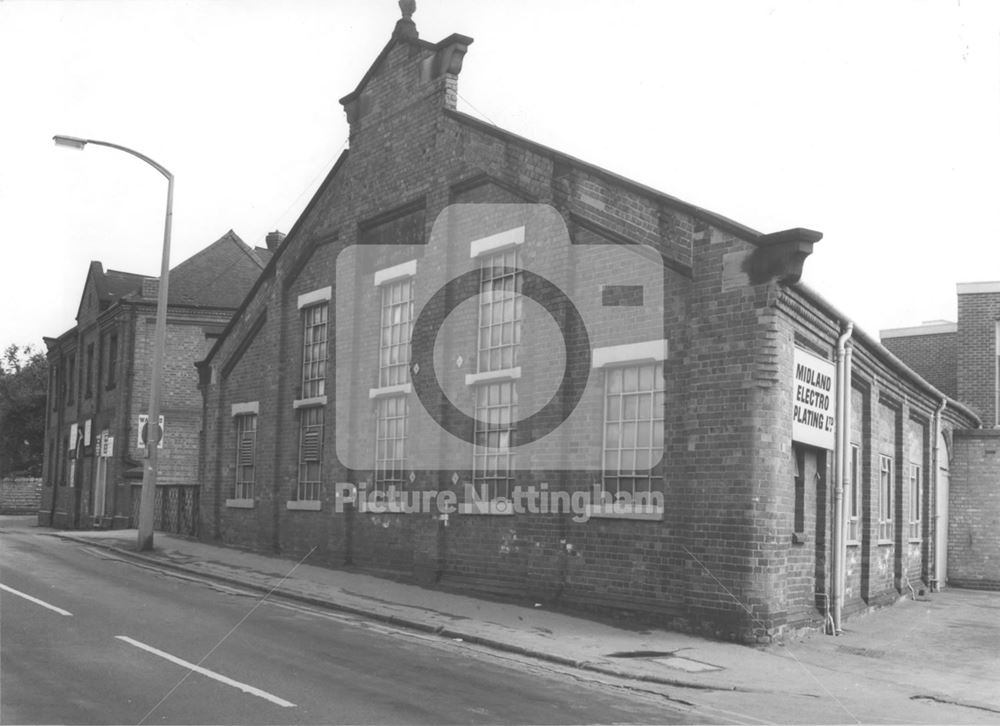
(12, 516, 1000, 725)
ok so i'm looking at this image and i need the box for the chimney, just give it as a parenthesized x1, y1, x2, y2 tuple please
(265, 230, 286, 250)
(339, 2, 472, 141)
(141, 278, 159, 299)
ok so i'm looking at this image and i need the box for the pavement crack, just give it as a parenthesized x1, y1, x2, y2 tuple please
(911, 695, 1000, 714)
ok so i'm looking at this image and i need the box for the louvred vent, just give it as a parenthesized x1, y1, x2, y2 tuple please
(302, 428, 321, 462)
(238, 433, 255, 466)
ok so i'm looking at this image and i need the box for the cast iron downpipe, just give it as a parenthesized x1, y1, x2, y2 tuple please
(832, 321, 853, 635)
(931, 398, 947, 591)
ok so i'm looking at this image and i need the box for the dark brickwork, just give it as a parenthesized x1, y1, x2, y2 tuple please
(41, 234, 264, 531)
(198, 25, 981, 641)
(948, 429, 1000, 590)
(882, 332, 957, 399)
(957, 290, 1000, 426)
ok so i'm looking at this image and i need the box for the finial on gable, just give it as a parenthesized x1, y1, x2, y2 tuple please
(394, 0, 418, 39)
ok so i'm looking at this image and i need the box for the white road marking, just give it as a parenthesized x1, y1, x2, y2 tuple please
(115, 636, 296, 708)
(0, 583, 73, 616)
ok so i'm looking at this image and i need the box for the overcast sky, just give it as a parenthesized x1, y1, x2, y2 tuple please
(2, 0, 998, 351)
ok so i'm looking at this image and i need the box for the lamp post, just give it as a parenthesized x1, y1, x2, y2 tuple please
(53, 135, 173, 552)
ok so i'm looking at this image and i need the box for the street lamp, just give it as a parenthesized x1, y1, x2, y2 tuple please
(53, 134, 173, 552)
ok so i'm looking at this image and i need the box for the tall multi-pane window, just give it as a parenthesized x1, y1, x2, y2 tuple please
(372, 273, 413, 490)
(908, 464, 922, 540)
(473, 382, 517, 499)
(85, 343, 94, 399)
(301, 304, 328, 399)
(234, 414, 257, 500)
(847, 444, 861, 542)
(107, 334, 118, 389)
(477, 249, 522, 373)
(297, 407, 323, 501)
(471, 249, 522, 500)
(374, 396, 407, 491)
(603, 362, 665, 498)
(378, 278, 413, 387)
(878, 455, 893, 541)
(66, 354, 75, 405)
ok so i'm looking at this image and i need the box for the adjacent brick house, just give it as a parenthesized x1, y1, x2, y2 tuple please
(883, 282, 1000, 590)
(196, 13, 981, 640)
(39, 231, 273, 532)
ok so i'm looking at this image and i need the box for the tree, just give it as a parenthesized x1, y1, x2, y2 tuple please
(0, 343, 49, 477)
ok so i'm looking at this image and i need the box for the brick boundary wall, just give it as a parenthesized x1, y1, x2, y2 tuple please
(1, 477, 42, 514)
(948, 429, 1000, 590)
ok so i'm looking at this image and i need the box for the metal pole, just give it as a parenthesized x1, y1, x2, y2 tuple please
(52, 135, 173, 552)
(137, 173, 173, 551)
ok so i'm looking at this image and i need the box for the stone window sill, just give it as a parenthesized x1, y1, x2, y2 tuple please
(225, 498, 254, 509)
(286, 500, 321, 511)
(585, 504, 664, 521)
(293, 396, 327, 409)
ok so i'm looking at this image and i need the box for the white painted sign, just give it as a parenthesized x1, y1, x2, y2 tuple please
(99, 430, 114, 458)
(792, 348, 836, 450)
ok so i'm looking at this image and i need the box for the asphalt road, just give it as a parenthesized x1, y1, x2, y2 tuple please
(1, 525, 703, 725)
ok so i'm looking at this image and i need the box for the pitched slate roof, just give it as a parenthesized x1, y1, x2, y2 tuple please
(155, 230, 266, 309)
(253, 246, 274, 267)
(100, 268, 146, 303)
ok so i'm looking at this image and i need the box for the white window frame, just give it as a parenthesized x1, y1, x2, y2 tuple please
(587, 343, 668, 521)
(232, 412, 257, 502)
(375, 273, 414, 389)
(299, 291, 329, 402)
(908, 463, 922, 541)
(470, 380, 518, 508)
(374, 395, 408, 493)
(466, 247, 523, 513)
(878, 454, 893, 543)
(475, 247, 522, 375)
(296, 405, 324, 504)
(847, 443, 861, 544)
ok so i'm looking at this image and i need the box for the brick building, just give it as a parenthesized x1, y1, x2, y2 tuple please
(879, 321, 958, 399)
(40, 230, 274, 532)
(883, 282, 1000, 590)
(196, 12, 982, 641)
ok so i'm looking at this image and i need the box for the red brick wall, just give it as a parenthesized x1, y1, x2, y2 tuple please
(948, 429, 1000, 590)
(43, 303, 230, 530)
(957, 291, 1000, 426)
(198, 31, 981, 640)
(882, 332, 957, 399)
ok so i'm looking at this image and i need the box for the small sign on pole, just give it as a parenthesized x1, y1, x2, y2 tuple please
(137, 414, 165, 449)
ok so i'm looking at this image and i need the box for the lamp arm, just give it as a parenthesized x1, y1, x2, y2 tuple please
(80, 138, 174, 181)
